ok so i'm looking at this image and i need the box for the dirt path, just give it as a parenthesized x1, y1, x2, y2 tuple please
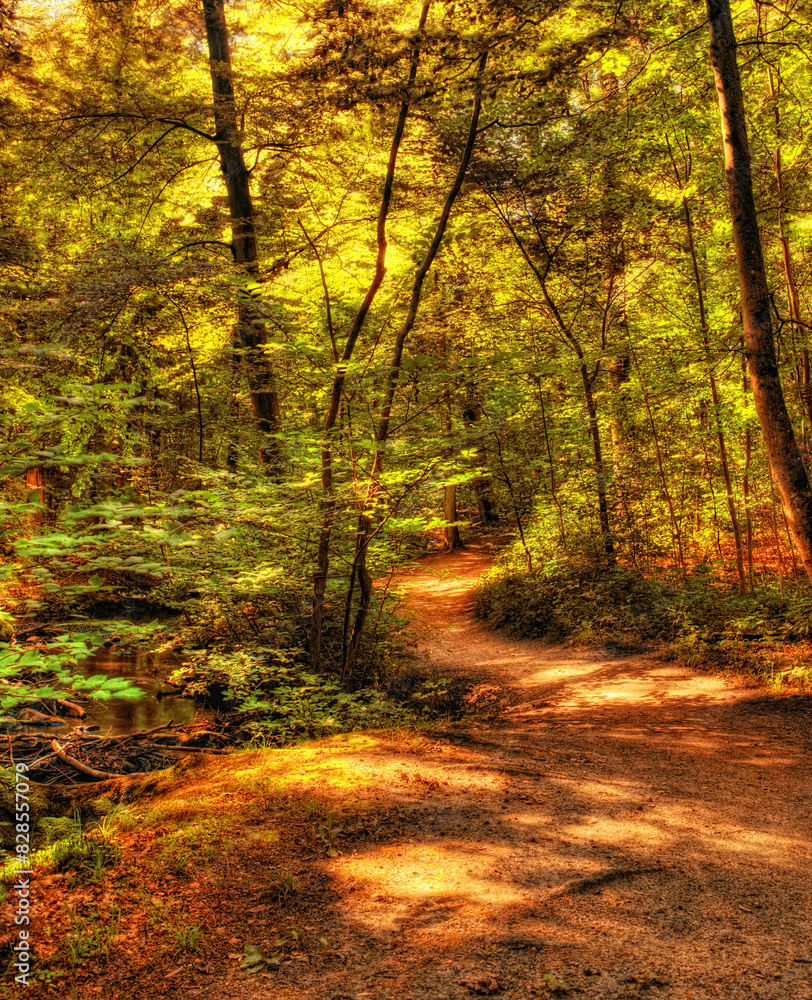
(31, 540, 812, 1000)
(305, 540, 812, 1000)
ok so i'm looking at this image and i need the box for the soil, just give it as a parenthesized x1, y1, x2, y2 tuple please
(5, 537, 812, 999)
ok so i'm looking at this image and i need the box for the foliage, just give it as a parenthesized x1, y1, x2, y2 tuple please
(0, 633, 143, 710)
(64, 902, 122, 968)
(0, 804, 121, 885)
(2, 0, 812, 707)
(315, 810, 344, 857)
(473, 562, 680, 643)
(173, 650, 413, 742)
(474, 540, 812, 683)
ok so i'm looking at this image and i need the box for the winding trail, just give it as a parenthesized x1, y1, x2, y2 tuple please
(317, 539, 812, 999)
(202, 538, 812, 1000)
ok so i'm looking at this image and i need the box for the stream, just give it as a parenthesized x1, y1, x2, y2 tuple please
(71, 647, 208, 737)
(13, 647, 210, 738)
(14, 600, 215, 737)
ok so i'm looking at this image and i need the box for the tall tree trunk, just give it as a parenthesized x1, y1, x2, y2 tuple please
(706, 0, 812, 582)
(340, 49, 488, 679)
(202, 0, 281, 471)
(311, 1, 433, 673)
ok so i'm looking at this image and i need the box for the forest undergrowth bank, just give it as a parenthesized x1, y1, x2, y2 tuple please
(472, 534, 812, 694)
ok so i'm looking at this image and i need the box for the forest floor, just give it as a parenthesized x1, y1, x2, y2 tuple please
(4, 537, 812, 999)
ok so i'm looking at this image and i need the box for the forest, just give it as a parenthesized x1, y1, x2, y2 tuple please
(1, 0, 812, 994)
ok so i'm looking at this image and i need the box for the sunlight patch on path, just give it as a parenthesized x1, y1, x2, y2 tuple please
(333, 842, 529, 936)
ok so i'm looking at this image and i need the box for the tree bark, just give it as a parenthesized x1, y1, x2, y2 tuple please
(339, 49, 488, 679)
(202, 0, 281, 470)
(706, 0, 812, 582)
(310, 0, 433, 673)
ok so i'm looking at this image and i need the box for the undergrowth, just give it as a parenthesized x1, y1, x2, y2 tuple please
(473, 556, 812, 686)
(0, 803, 122, 892)
(171, 652, 468, 743)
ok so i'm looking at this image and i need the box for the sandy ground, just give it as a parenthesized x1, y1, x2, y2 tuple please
(204, 539, 812, 1000)
(8, 538, 812, 999)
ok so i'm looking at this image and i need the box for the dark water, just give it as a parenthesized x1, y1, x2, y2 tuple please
(24, 648, 209, 738)
(73, 648, 207, 737)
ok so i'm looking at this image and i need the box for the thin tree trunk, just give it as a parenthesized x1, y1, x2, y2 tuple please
(781, 502, 800, 581)
(686, 202, 746, 591)
(706, 0, 812, 582)
(440, 390, 464, 550)
(462, 392, 498, 526)
(702, 440, 724, 561)
(311, 1, 432, 672)
(26, 467, 45, 525)
(339, 51, 488, 679)
(741, 349, 755, 586)
(202, 0, 281, 471)
(666, 131, 746, 589)
(537, 382, 567, 550)
(769, 475, 787, 597)
(599, 73, 631, 498)
(639, 369, 687, 577)
(579, 359, 614, 563)
(489, 200, 614, 563)
(608, 355, 630, 482)
(760, 24, 812, 439)
(492, 431, 535, 576)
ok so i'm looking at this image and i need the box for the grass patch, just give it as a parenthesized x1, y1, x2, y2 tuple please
(0, 806, 122, 890)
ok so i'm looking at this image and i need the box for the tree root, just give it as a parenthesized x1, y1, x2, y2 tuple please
(51, 739, 147, 781)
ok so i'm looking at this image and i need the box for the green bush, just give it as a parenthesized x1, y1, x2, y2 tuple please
(171, 651, 413, 743)
(473, 555, 812, 680)
(472, 563, 678, 643)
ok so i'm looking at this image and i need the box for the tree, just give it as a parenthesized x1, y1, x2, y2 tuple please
(706, 0, 812, 583)
(203, 0, 282, 470)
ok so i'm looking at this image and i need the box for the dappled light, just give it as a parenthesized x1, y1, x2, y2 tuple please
(4, 0, 812, 995)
